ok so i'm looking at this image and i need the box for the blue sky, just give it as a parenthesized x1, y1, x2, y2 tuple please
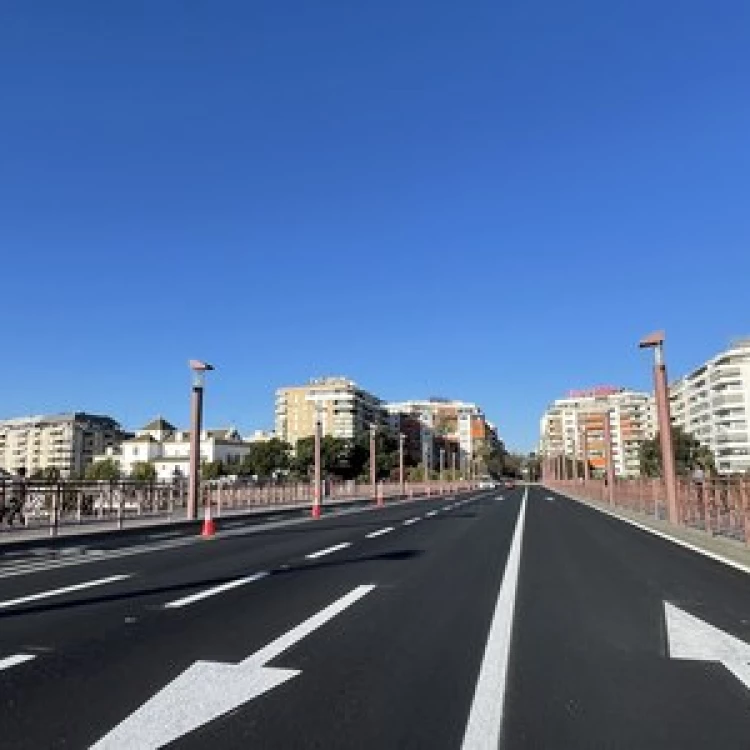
(1, 1, 749, 451)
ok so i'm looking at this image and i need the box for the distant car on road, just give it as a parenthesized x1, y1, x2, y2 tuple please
(503, 478, 516, 489)
(478, 479, 496, 489)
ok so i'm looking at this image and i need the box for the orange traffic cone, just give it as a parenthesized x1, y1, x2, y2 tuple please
(201, 504, 216, 538)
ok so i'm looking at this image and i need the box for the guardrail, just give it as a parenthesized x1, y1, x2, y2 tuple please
(546, 476, 750, 544)
(0, 478, 479, 537)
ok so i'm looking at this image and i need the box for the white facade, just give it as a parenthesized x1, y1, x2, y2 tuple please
(0, 413, 127, 478)
(92, 419, 251, 481)
(669, 340, 750, 475)
(539, 389, 656, 477)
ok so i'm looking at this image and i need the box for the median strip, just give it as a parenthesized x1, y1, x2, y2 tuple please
(305, 542, 352, 560)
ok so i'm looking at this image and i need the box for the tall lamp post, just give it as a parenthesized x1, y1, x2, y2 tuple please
(439, 448, 445, 493)
(639, 330, 679, 523)
(603, 410, 615, 505)
(312, 402, 323, 519)
(451, 448, 457, 484)
(370, 424, 377, 501)
(398, 433, 406, 497)
(188, 359, 214, 521)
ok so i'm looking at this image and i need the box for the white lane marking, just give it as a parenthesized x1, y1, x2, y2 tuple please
(0, 573, 131, 610)
(164, 572, 269, 609)
(426, 510, 438, 518)
(559, 491, 750, 576)
(365, 527, 394, 539)
(403, 518, 420, 526)
(461, 487, 528, 750)
(0, 653, 36, 672)
(148, 531, 183, 540)
(665, 602, 750, 690)
(92, 584, 376, 749)
(305, 542, 351, 560)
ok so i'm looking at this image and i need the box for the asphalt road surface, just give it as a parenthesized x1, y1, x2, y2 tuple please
(2, 486, 750, 749)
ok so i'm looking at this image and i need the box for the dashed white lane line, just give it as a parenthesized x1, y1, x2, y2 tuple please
(0, 653, 36, 672)
(164, 571, 270, 609)
(403, 518, 420, 526)
(425, 510, 438, 518)
(365, 527, 395, 539)
(0, 573, 131, 610)
(305, 542, 352, 560)
(461, 487, 528, 750)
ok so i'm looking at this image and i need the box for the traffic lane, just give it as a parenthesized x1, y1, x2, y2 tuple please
(0, 492, 473, 571)
(0, 492, 513, 749)
(0, 491, 487, 609)
(503, 486, 750, 749)
(0, 493, 490, 659)
(175, 492, 522, 750)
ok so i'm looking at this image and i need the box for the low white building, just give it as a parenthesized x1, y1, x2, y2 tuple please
(93, 417, 251, 481)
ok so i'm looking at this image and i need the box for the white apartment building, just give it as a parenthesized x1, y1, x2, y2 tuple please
(0, 413, 128, 478)
(669, 340, 750, 475)
(93, 417, 251, 481)
(539, 388, 656, 477)
(275, 377, 388, 444)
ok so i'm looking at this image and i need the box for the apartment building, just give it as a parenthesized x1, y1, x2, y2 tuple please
(275, 377, 388, 445)
(92, 417, 251, 480)
(384, 398, 496, 466)
(0, 413, 128, 478)
(539, 388, 656, 477)
(669, 340, 750, 475)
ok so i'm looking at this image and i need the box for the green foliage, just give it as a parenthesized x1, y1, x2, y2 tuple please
(639, 426, 716, 477)
(201, 460, 225, 480)
(236, 438, 292, 478)
(85, 458, 121, 481)
(131, 462, 157, 482)
(30, 466, 61, 481)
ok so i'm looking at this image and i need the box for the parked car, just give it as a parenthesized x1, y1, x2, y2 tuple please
(478, 479, 496, 489)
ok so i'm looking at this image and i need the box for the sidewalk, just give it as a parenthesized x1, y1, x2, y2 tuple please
(547, 485, 750, 574)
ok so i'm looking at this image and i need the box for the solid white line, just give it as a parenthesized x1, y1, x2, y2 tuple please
(365, 527, 394, 539)
(461, 488, 528, 750)
(403, 518, 420, 526)
(559, 491, 750, 576)
(0, 653, 36, 672)
(305, 542, 352, 560)
(164, 571, 269, 609)
(0, 574, 131, 610)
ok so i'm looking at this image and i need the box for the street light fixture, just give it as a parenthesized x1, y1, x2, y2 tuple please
(639, 330, 678, 523)
(398, 433, 406, 497)
(188, 360, 214, 521)
(313, 401, 323, 519)
(369, 424, 378, 503)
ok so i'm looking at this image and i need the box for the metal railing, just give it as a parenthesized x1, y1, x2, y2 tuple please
(0, 477, 479, 537)
(546, 476, 750, 543)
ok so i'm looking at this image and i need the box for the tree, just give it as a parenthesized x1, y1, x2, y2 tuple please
(131, 462, 157, 482)
(85, 458, 121, 481)
(237, 438, 292, 478)
(639, 426, 716, 477)
(30, 466, 61, 481)
(201, 460, 225, 480)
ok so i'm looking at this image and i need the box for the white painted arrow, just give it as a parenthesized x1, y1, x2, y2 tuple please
(93, 584, 376, 749)
(665, 602, 750, 689)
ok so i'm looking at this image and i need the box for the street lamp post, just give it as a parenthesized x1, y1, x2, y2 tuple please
(451, 449, 456, 485)
(582, 427, 590, 482)
(603, 410, 615, 505)
(640, 330, 679, 523)
(188, 360, 214, 521)
(312, 403, 322, 519)
(439, 448, 445, 493)
(398, 433, 405, 497)
(370, 424, 377, 502)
